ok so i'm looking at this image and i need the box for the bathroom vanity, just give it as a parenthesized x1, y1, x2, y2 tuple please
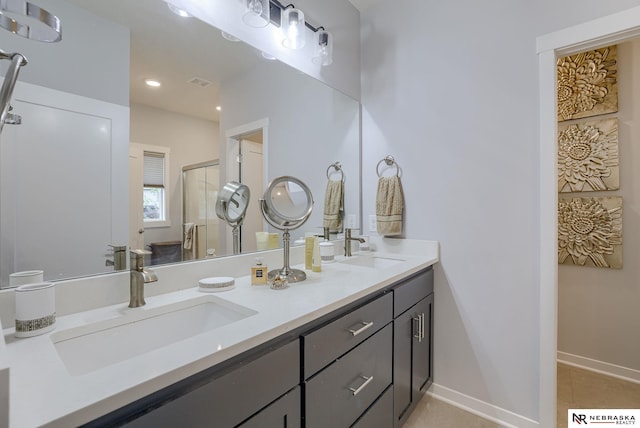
(0, 238, 438, 427)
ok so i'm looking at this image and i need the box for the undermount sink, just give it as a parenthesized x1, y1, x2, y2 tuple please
(51, 295, 257, 376)
(339, 254, 404, 269)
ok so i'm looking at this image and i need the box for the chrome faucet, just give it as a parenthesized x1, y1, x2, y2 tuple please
(129, 249, 158, 308)
(344, 228, 365, 257)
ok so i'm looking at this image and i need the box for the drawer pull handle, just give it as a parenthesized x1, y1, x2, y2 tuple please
(349, 375, 374, 396)
(413, 316, 421, 341)
(413, 314, 424, 342)
(348, 321, 374, 336)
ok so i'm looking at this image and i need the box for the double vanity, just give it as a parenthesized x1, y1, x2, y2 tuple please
(0, 237, 438, 427)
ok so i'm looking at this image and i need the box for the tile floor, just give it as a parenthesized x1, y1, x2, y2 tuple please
(403, 363, 640, 428)
(557, 362, 640, 428)
(404, 395, 500, 428)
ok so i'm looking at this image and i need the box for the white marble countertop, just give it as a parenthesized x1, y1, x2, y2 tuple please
(1, 238, 438, 427)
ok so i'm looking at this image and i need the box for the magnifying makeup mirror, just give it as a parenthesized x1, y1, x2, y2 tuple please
(260, 176, 313, 283)
(215, 181, 250, 255)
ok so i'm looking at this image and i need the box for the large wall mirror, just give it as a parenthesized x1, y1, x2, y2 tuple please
(0, 0, 360, 288)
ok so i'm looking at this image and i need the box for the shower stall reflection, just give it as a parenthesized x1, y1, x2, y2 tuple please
(182, 160, 221, 261)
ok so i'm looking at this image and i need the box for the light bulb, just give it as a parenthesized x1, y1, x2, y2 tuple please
(243, 0, 270, 28)
(312, 29, 333, 66)
(249, 0, 262, 15)
(282, 8, 305, 49)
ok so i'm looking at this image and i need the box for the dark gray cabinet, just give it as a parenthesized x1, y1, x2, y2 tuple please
(305, 323, 393, 428)
(237, 386, 301, 428)
(393, 269, 434, 428)
(303, 293, 393, 379)
(87, 267, 434, 428)
(352, 386, 394, 428)
(117, 339, 300, 428)
(302, 292, 394, 428)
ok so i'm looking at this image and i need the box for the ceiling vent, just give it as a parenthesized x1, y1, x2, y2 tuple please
(187, 77, 212, 88)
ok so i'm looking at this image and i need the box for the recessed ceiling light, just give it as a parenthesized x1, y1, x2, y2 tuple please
(261, 51, 277, 61)
(216, 106, 222, 111)
(144, 79, 161, 87)
(166, 2, 191, 17)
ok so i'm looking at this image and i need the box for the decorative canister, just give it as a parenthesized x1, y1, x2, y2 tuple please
(15, 282, 56, 338)
(319, 240, 335, 263)
(9, 270, 44, 287)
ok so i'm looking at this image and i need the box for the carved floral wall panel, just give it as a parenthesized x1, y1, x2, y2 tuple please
(558, 118, 619, 192)
(557, 45, 618, 121)
(558, 196, 622, 269)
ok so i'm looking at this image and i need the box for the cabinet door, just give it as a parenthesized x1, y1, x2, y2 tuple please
(393, 295, 433, 428)
(413, 294, 433, 393)
(238, 386, 300, 428)
(393, 304, 414, 427)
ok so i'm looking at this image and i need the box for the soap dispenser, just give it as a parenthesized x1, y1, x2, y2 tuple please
(312, 237, 322, 272)
(251, 257, 268, 285)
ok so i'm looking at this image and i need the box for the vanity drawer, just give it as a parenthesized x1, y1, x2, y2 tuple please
(305, 323, 392, 428)
(393, 268, 433, 317)
(121, 339, 300, 428)
(352, 385, 393, 428)
(303, 293, 392, 379)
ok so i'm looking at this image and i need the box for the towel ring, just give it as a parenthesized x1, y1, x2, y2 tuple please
(376, 155, 400, 177)
(326, 161, 345, 182)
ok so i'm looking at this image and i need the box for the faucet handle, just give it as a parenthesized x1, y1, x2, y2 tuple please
(130, 249, 151, 270)
(130, 249, 151, 256)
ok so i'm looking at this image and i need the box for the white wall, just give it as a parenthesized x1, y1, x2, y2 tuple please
(558, 40, 640, 375)
(130, 104, 220, 247)
(360, 0, 640, 424)
(220, 63, 360, 237)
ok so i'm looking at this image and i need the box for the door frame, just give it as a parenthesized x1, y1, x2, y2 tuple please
(224, 118, 269, 250)
(537, 6, 640, 427)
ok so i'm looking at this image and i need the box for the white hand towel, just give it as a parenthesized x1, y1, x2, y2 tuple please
(376, 176, 404, 236)
(183, 223, 195, 250)
(323, 179, 344, 232)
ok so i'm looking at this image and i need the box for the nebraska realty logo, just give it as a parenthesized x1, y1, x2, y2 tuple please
(569, 409, 639, 426)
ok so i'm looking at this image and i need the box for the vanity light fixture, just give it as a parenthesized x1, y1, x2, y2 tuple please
(242, 0, 333, 66)
(312, 28, 333, 66)
(243, 0, 270, 28)
(281, 7, 305, 49)
(144, 79, 162, 88)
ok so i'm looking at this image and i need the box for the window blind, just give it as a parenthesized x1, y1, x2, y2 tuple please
(144, 152, 165, 187)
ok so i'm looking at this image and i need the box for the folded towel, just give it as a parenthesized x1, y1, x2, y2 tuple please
(183, 223, 195, 250)
(376, 176, 404, 236)
(323, 179, 344, 232)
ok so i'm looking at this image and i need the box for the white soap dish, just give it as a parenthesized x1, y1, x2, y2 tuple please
(198, 276, 235, 292)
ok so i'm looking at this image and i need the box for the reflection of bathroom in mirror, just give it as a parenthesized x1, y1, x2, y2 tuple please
(0, 0, 360, 288)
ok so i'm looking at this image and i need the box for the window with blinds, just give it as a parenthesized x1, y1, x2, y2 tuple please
(143, 151, 166, 222)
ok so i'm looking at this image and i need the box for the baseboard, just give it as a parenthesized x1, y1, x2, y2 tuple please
(557, 351, 640, 384)
(428, 383, 540, 428)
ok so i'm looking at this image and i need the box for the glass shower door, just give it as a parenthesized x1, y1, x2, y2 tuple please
(182, 160, 220, 260)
